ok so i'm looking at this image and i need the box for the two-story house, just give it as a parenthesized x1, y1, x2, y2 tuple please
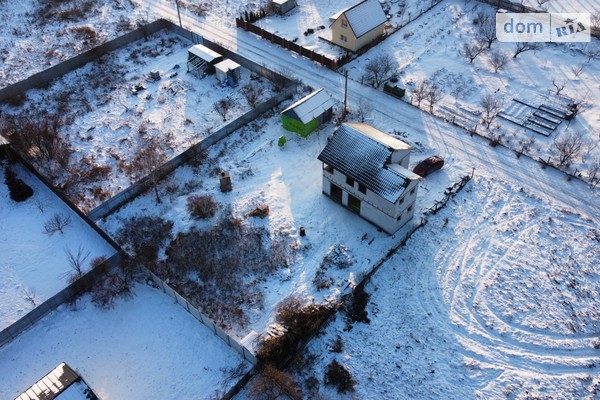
(329, 0, 387, 52)
(317, 123, 421, 234)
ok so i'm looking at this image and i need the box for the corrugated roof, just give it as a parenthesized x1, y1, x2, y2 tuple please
(15, 363, 82, 400)
(342, 0, 387, 38)
(281, 89, 335, 124)
(318, 123, 416, 203)
(188, 44, 221, 62)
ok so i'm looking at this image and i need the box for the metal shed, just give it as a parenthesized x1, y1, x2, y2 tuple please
(272, 0, 297, 15)
(187, 44, 223, 76)
(214, 59, 241, 86)
(281, 88, 335, 137)
(15, 362, 98, 400)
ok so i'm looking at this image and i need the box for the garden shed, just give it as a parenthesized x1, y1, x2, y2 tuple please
(187, 44, 222, 77)
(281, 88, 335, 137)
(272, 0, 297, 15)
(214, 59, 241, 86)
(16, 362, 98, 400)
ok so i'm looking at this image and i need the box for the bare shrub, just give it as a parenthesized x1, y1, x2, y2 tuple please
(62, 245, 90, 284)
(412, 79, 428, 108)
(70, 26, 99, 48)
(257, 296, 338, 365)
(588, 159, 600, 188)
(248, 202, 270, 218)
(242, 83, 264, 107)
(116, 215, 173, 260)
(43, 213, 72, 235)
(554, 130, 584, 167)
(214, 98, 234, 121)
(128, 138, 167, 203)
(513, 42, 542, 58)
(489, 50, 509, 73)
(91, 259, 136, 309)
(426, 83, 444, 113)
(480, 94, 501, 128)
(354, 98, 373, 122)
(552, 78, 566, 95)
(22, 287, 37, 307)
(363, 53, 397, 88)
(346, 282, 371, 325)
(459, 41, 485, 63)
(187, 194, 218, 219)
(249, 364, 302, 400)
(324, 360, 355, 393)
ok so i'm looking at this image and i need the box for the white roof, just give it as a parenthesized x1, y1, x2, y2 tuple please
(214, 59, 240, 73)
(273, 0, 292, 5)
(188, 44, 221, 62)
(337, 0, 387, 38)
(16, 363, 84, 400)
(281, 89, 335, 124)
(345, 123, 412, 151)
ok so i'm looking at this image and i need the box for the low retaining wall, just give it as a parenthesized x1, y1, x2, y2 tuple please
(145, 269, 257, 365)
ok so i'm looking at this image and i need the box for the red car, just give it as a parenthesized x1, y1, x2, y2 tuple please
(413, 156, 444, 177)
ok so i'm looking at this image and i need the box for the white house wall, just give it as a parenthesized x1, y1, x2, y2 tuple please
(390, 149, 411, 167)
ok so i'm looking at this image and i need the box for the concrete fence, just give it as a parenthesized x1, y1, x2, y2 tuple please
(87, 84, 296, 221)
(0, 20, 171, 102)
(145, 269, 257, 365)
(477, 0, 600, 38)
(0, 251, 124, 348)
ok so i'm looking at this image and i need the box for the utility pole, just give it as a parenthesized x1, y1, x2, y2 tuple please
(343, 69, 348, 117)
(175, 0, 183, 28)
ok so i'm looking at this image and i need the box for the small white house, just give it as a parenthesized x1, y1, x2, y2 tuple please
(214, 59, 241, 86)
(187, 44, 222, 76)
(317, 123, 421, 234)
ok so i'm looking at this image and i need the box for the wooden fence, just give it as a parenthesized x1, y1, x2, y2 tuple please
(236, 18, 339, 70)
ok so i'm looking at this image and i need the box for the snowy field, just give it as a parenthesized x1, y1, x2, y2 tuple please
(0, 161, 115, 331)
(0, 0, 146, 86)
(292, 175, 600, 399)
(1, 30, 276, 211)
(341, 0, 600, 180)
(0, 284, 252, 400)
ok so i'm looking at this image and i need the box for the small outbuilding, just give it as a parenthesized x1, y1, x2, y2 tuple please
(16, 362, 99, 400)
(281, 88, 335, 137)
(187, 44, 223, 77)
(214, 59, 241, 86)
(272, 0, 297, 15)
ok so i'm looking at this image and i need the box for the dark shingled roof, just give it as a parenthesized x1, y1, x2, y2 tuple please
(318, 123, 413, 203)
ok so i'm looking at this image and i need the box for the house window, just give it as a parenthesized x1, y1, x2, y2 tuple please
(396, 213, 403, 221)
(410, 188, 415, 196)
(340, 34, 348, 42)
(399, 197, 404, 204)
(346, 176, 354, 187)
(408, 205, 413, 212)
(341, 20, 348, 28)
(324, 164, 333, 173)
(358, 183, 367, 194)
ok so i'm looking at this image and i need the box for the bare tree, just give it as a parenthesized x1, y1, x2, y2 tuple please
(242, 83, 264, 108)
(214, 98, 234, 121)
(43, 213, 72, 235)
(426, 83, 444, 113)
(489, 50, 509, 72)
(480, 94, 501, 128)
(129, 138, 167, 203)
(364, 53, 397, 88)
(588, 158, 600, 188)
(513, 42, 542, 58)
(553, 130, 584, 166)
(459, 41, 485, 63)
(592, 10, 600, 30)
(551, 79, 566, 95)
(355, 98, 374, 122)
(62, 246, 90, 284)
(477, 14, 497, 49)
(536, 0, 550, 10)
(22, 287, 37, 307)
(412, 79, 428, 108)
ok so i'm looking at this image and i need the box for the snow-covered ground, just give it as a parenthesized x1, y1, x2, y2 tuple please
(292, 175, 600, 399)
(1, 30, 276, 211)
(0, 161, 115, 331)
(0, 283, 251, 399)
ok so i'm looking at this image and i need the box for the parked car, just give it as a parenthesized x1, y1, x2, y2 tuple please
(413, 156, 444, 177)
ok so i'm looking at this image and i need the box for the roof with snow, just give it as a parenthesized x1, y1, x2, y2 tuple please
(188, 44, 221, 63)
(272, 0, 293, 5)
(331, 0, 387, 38)
(0, 133, 9, 146)
(16, 363, 91, 400)
(281, 89, 335, 124)
(214, 59, 240, 74)
(318, 123, 418, 203)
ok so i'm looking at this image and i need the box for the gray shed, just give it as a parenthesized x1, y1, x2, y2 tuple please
(272, 0, 297, 15)
(187, 44, 223, 77)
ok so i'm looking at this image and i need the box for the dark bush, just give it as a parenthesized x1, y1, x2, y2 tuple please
(4, 166, 33, 202)
(324, 360, 355, 393)
(186, 194, 218, 219)
(346, 282, 371, 325)
(116, 215, 173, 257)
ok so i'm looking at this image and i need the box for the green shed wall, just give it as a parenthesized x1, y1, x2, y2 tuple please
(282, 114, 319, 137)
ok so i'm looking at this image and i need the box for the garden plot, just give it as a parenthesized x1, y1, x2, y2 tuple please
(343, 0, 600, 180)
(293, 176, 600, 399)
(0, 284, 252, 400)
(0, 0, 147, 86)
(0, 162, 116, 331)
(1, 30, 277, 211)
(98, 92, 470, 342)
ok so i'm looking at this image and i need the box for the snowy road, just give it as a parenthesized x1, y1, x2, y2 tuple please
(137, 0, 599, 221)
